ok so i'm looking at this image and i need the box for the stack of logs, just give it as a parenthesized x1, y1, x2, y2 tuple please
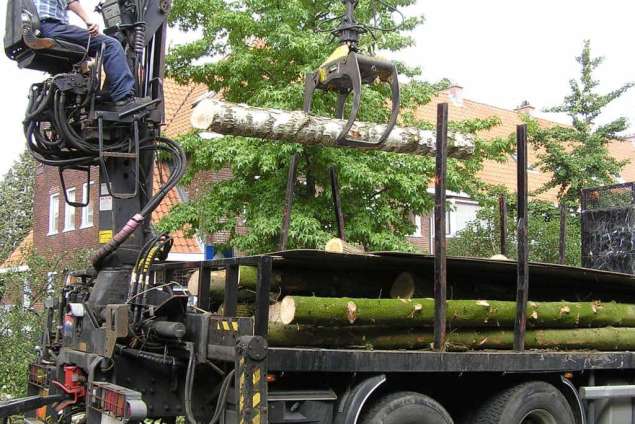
(190, 239, 635, 351)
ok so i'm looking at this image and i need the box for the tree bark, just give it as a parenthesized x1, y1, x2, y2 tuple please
(267, 324, 635, 351)
(191, 99, 474, 158)
(277, 296, 635, 328)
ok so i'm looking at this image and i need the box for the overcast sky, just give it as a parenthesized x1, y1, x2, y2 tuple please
(0, 0, 633, 177)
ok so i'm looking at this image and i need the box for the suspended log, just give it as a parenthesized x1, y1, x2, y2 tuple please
(267, 324, 635, 351)
(191, 99, 475, 158)
(276, 296, 635, 328)
(324, 238, 366, 254)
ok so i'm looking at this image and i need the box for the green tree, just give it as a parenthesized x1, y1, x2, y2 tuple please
(447, 192, 581, 265)
(163, 0, 511, 253)
(0, 246, 91, 398)
(0, 152, 35, 262)
(530, 40, 633, 206)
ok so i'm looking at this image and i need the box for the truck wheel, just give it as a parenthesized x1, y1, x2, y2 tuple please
(473, 381, 575, 424)
(361, 391, 453, 424)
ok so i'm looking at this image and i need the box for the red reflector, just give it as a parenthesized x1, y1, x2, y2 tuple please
(103, 388, 127, 417)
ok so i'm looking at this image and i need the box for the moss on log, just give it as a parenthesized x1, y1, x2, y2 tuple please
(277, 296, 635, 328)
(267, 324, 635, 351)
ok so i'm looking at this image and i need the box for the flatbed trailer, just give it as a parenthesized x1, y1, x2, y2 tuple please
(105, 250, 635, 424)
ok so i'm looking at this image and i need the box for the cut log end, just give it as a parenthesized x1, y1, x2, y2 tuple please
(489, 254, 510, 261)
(280, 296, 297, 325)
(346, 301, 358, 324)
(324, 238, 366, 255)
(390, 272, 416, 299)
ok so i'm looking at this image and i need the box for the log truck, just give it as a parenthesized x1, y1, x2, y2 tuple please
(3, 0, 635, 422)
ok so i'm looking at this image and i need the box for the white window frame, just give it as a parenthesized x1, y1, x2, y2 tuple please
(80, 182, 94, 229)
(411, 215, 423, 237)
(63, 188, 76, 232)
(48, 193, 59, 235)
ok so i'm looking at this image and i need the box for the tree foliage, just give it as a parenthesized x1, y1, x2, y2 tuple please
(447, 191, 581, 266)
(0, 246, 90, 398)
(530, 40, 633, 206)
(163, 0, 511, 253)
(0, 152, 35, 262)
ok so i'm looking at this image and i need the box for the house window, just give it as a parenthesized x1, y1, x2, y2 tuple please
(64, 188, 76, 232)
(430, 198, 480, 244)
(448, 199, 480, 237)
(48, 193, 59, 235)
(81, 182, 94, 228)
(411, 215, 423, 237)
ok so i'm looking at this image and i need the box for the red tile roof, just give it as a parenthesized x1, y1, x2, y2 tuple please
(415, 90, 634, 202)
(151, 162, 201, 254)
(149, 79, 209, 254)
(1, 230, 33, 269)
(163, 79, 209, 138)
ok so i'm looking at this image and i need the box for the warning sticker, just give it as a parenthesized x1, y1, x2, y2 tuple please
(99, 230, 113, 244)
(100, 196, 112, 211)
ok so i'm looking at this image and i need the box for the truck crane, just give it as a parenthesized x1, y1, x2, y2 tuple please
(4, 0, 635, 423)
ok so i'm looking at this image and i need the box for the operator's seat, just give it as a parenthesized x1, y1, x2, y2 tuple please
(4, 0, 87, 74)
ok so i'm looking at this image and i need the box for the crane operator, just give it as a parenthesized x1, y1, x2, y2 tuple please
(33, 0, 150, 109)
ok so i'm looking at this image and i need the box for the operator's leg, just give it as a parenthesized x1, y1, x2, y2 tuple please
(39, 21, 135, 102)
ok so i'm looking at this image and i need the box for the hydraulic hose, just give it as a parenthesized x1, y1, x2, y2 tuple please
(23, 79, 186, 268)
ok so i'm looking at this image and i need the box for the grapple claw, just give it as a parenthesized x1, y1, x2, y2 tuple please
(303, 41, 400, 148)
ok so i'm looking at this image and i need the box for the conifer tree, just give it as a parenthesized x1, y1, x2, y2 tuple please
(531, 40, 633, 206)
(0, 152, 35, 262)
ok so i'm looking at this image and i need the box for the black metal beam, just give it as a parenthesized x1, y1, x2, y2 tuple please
(280, 153, 300, 250)
(266, 348, 635, 374)
(196, 261, 211, 311)
(499, 194, 507, 257)
(255, 256, 272, 336)
(329, 166, 346, 240)
(434, 103, 448, 351)
(514, 124, 529, 351)
(0, 394, 66, 418)
(224, 265, 239, 317)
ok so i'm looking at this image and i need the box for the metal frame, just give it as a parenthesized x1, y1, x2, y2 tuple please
(559, 202, 567, 264)
(514, 124, 529, 351)
(279, 153, 299, 250)
(330, 166, 346, 240)
(498, 194, 507, 256)
(433, 103, 448, 351)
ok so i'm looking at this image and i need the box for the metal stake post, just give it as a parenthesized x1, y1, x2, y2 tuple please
(433, 103, 448, 351)
(559, 203, 567, 264)
(280, 153, 299, 250)
(499, 194, 508, 257)
(513, 124, 529, 351)
(329, 166, 346, 240)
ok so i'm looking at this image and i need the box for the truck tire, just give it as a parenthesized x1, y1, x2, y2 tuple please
(361, 391, 453, 424)
(472, 381, 575, 424)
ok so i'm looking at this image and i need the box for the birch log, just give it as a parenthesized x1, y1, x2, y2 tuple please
(191, 99, 474, 158)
